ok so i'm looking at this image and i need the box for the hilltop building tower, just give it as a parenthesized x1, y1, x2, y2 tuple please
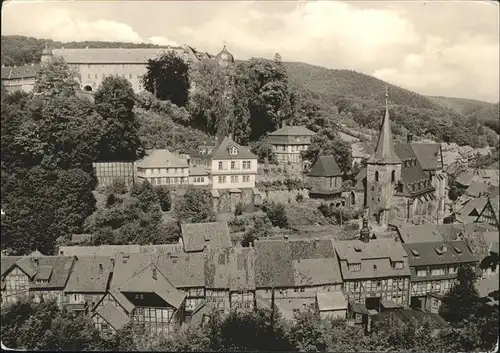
(365, 87, 402, 228)
(215, 45, 235, 67)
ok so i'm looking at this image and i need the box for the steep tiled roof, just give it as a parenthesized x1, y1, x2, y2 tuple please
(109, 288, 135, 314)
(269, 125, 316, 136)
(58, 244, 182, 257)
(1, 256, 22, 277)
(119, 263, 185, 309)
(204, 247, 256, 291)
(466, 181, 494, 198)
(52, 47, 187, 64)
(335, 239, 410, 280)
(307, 156, 342, 177)
(181, 222, 231, 252)
(368, 101, 401, 165)
(13, 255, 76, 289)
(457, 197, 489, 222)
(316, 291, 348, 311)
(136, 149, 188, 169)
(395, 143, 435, 196)
(455, 173, 476, 187)
(1, 64, 40, 80)
(293, 258, 342, 286)
(94, 302, 130, 331)
(210, 136, 257, 160)
(254, 239, 338, 288)
(65, 256, 113, 293)
(402, 241, 477, 268)
(411, 143, 441, 171)
(155, 253, 205, 288)
(395, 224, 489, 244)
(189, 165, 209, 176)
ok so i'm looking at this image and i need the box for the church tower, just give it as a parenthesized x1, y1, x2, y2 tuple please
(366, 87, 401, 228)
(40, 43, 53, 64)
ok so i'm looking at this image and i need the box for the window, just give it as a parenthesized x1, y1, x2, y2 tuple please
(243, 161, 251, 169)
(431, 268, 445, 276)
(230, 175, 239, 183)
(231, 161, 236, 169)
(391, 170, 396, 183)
(218, 161, 223, 170)
(448, 266, 457, 275)
(94, 74, 98, 79)
(349, 263, 361, 272)
(375, 171, 379, 182)
(391, 261, 404, 269)
(101, 323, 109, 331)
(243, 175, 250, 183)
(230, 147, 238, 155)
(416, 268, 427, 277)
(218, 176, 226, 183)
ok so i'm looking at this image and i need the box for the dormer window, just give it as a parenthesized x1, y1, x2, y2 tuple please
(453, 246, 463, 254)
(354, 246, 361, 252)
(349, 263, 361, 272)
(229, 146, 238, 155)
(411, 249, 420, 257)
(391, 261, 404, 269)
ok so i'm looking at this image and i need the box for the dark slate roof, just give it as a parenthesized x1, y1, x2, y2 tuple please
(457, 197, 488, 220)
(119, 263, 185, 309)
(254, 239, 338, 288)
(368, 106, 401, 165)
(395, 143, 435, 196)
(396, 223, 489, 244)
(1, 256, 22, 277)
(307, 156, 342, 177)
(411, 143, 441, 171)
(65, 256, 113, 293)
(456, 173, 476, 187)
(1, 64, 40, 80)
(204, 247, 256, 291)
(402, 241, 477, 268)
(269, 125, 316, 136)
(94, 303, 130, 331)
(181, 222, 231, 252)
(372, 309, 448, 329)
(466, 181, 493, 198)
(155, 252, 205, 288)
(210, 136, 257, 160)
(335, 239, 410, 280)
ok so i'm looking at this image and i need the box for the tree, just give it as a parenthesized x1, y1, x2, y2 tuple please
(289, 308, 328, 352)
(1, 299, 104, 351)
(262, 201, 288, 228)
(142, 51, 190, 107)
(33, 56, 80, 97)
(188, 60, 233, 135)
(241, 214, 272, 247)
(155, 185, 172, 212)
(94, 76, 144, 161)
(302, 133, 353, 175)
(250, 138, 278, 164)
(174, 189, 215, 223)
(440, 264, 481, 324)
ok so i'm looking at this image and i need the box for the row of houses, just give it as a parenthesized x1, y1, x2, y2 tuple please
(2, 220, 497, 335)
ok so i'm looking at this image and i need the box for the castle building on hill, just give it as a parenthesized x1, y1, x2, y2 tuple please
(267, 123, 316, 165)
(354, 89, 447, 229)
(5, 44, 234, 94)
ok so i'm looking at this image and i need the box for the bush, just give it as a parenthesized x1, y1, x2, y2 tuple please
(262, 201, 288, 228)
(107, 178, 128, 195)
(155, 186, 172, 212)
(296, 194, 304, 203)
(234, 202, 244, 218)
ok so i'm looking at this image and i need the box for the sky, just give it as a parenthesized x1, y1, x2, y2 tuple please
(2, 0, 499, 103)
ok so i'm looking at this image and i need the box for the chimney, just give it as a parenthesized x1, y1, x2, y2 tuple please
(32, 258, 39, 268)
(111, 258, 115, 266)
(98, 264, 103, 274)
(152, 268, 157, 280)
(407, 133, 413, 143)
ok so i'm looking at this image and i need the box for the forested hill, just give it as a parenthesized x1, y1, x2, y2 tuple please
(2, 35, 499, 147)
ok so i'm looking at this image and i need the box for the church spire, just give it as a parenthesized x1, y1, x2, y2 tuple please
(368, 86, 401, 165)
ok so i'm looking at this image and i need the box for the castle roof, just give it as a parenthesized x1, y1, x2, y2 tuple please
(307, 155, 342, 177)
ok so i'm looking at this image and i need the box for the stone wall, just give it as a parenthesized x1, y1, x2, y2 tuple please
(260, 188, 310, 204)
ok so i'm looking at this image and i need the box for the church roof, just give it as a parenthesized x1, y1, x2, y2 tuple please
(215, 45, 234, 64)
(368, 91, 401, 165)
(307, 155, 342, 177)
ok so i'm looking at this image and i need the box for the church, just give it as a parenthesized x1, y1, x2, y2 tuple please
(353, 90, 447, 229)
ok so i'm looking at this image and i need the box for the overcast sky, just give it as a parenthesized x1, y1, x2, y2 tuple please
(2, 0, 499, 102)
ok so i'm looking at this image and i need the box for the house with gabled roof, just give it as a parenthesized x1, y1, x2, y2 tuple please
(401, 240, 477, 311)
(94, 252, 186, 336)
(209, 135, 258, 190)
(335, 237, 411, 312)
(135, 149, 189, 187)
(267, 123, 316, 165)
(1, 63, 40, 93)
(204, 247, 256, 314)
(253, 238, 343, 320)
(307, 155, 344, 200)
(475, 196, 499, 230)
(180, 221, 232, 253)
(64, 256, 114, 312)
(0, 251, 76, 307)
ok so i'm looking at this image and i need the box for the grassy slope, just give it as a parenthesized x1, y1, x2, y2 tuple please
(427, 96, 496, 117)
